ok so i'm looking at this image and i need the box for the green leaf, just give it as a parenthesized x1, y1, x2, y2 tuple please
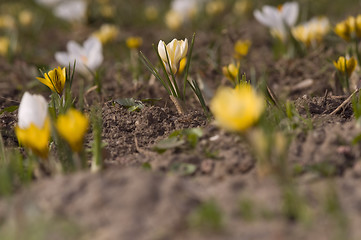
(170, 162, 197, 176)
(153, 128, 203, 153)
(142, 162, 152, 170)
(153, 137, 185, 153)
(0, 106, 19, 115)
(185, 128, 203, 148)
(114, 98, 145, 112)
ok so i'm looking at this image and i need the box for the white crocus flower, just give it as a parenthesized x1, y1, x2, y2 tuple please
(172, 0, 199, 20)
(18, 92, 48, 129)
(254, 1, 299, 41)
(55, 37, 103, 75)
(54, 0, 86, 22)
(165, 0, 204, 30)
(158, 38, 188, 74)
(35, 0, 87, 22)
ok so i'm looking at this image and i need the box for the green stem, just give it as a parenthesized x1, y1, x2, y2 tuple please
(183, 33, 196, 100)
(355, 40, 361, 68)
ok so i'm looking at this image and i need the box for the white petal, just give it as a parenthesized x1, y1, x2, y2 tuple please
(87, 50, 103, 71)
(180, 39, 188, 59)
(254, 7, 278, 28)
(157, 40, 167, 62)
(84, 37, 102, 52)
(54, 0, 86, 22)
(55, 52, 71, 66)
(281, 1, 299, 26)
(18, 92, 48, 129)
(67, 40, 84, 57)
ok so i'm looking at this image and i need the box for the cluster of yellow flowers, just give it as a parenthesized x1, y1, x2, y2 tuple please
(222, 40, 251, 85)
(334, 15, 361, 41)
(0, 10, 35, 57)
(292, 17, 330, 48)
(15, 67, 89, 159)
(333, 56, 357, 78)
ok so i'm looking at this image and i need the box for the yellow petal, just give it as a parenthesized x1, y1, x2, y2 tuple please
(56, 109, 89, 152)
(210, 84, 264, 132)
(15, 118, 50, 159)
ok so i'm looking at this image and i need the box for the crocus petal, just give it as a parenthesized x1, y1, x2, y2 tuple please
(281, 1, 299, 26)
(53, 0, 86, 22)
(85, 37, 103, 70)
(84, 37, 102, 53)
(67, 41, 84, 57)
(55, 52, 71, 66)
(18, 92, 48, 129)
(158, 40, 167, 62)
(254, 6, 279, 28)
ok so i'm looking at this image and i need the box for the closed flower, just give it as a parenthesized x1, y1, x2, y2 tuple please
(15, 92, 50, 158)
(158, 38, 188, 74)
(56, 109, 89, 152)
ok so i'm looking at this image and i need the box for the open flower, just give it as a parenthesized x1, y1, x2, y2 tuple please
(55, 37, 103, 75)
(222, 62, 240, 84)
(158, 38, 188, 74)
(15, 92, 50, 159)
(36, 66, 66, 95)
(333, 56, 357, 77)
(210, 84, 265, 132)
(292, 16, 330, 48)
(56, 108, 89, 152)
(254, 1, 299, 42)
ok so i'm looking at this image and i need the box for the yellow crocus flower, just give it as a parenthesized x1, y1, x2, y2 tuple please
(145, 6, 159, 21)
(335, 16, 358, 41)
(16, 119, 50, 159)
(93, 24, 119, 44)
(56, 109, 89, 152)
(222, 62, 240, 83)
(165, 10, 182, 31)
(36, 67, 66, 95)
(0, 37, 10, 56)
(126, 36, 143, 49)
(18, 10, 34, 26)
(292, 16, 330, 48)
(206, 0, 225, 16)
(234, 40, 251, 59)
(333, 56, 357, 77)
(210, 84, 265, 132)
(0, 14, 15, 29)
